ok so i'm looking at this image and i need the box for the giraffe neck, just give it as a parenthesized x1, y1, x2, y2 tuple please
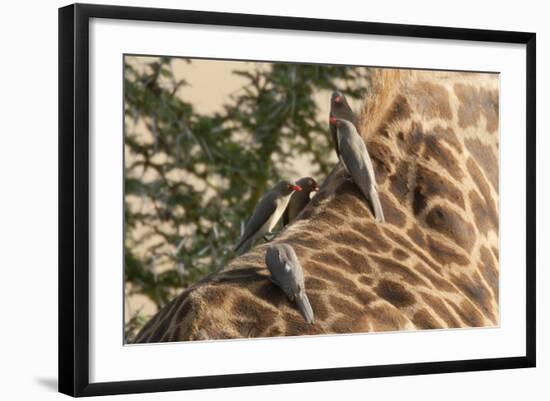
(134, 68, 500, 343)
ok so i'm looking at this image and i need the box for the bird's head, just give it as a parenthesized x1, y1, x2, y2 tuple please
(296, 176, 319, 193)
(331, 90, 344, 106)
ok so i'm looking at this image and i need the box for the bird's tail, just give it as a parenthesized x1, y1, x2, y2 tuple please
(234, 236, 253, 255)
(296, 292, 315, 324)
(369, 186, 385, 223)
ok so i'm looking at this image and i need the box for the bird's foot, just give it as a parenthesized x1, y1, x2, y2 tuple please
(263, 231, 279, 242)
(342, 175, 354, 185)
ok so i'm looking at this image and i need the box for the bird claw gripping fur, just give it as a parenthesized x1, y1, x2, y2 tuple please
(263, 231, 278, 242)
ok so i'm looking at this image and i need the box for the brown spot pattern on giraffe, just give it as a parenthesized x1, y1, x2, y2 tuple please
(313, 209, 346, 227)
(465, 138, 499, 193)
(491, 246, 499, 261)
(306, 261, 362, 297)
(331, 317, 368, 333)
(413, 263, 456, 293)
(311, 252, 348, 270)
(479, 88, 499, 133)
(367, 304, 411, 331)
(396, 122, 425, 155)
(454, 84, 499, 134)
(290, 234, 327, 249)
(406, 226, 426, 248)
(469, 190, 498, 236)
(424, 205, 476, 252)
(374, 279, 416, 308)
(427, 237, 469, 266)
(431, 125, 463, 154)
(358, 276, 375, 287)
(307, 292, 330, 321)
(392, 248, 409, 261)
(478, 246, 499, 299)
(254, 281, 288, 308)
(451, 272, 496, 323)
(412, 308, 441, 329)
(410, 81, 453, 120)
(466, 158, 498, 235)
(390, 161, 411, 199)
(305, 276, 329, 291)
(231, 297, 278, 335)
(385, 229, 443, 274)
(283, 314, 325, 335)
(329, 295, 366, 316)
(450, 299, 487, 327)
(333, 183, 370, 215)
(201, 286, 228, 307)
(327, 230, 374, 254)
(423, 135, 464, 181)
(379, 193, 407, 227)
(387, 95, 412, 122)
(265, 326, 283, 337)
(335, 246, 372, 274)
(366, 141, 395, 182)
(371, 255, 430, 287)
(414, 165, 466, 214)
(420, 292, 461, 327)
(455, 83, 481, 128)
(349, 222, 393, 253)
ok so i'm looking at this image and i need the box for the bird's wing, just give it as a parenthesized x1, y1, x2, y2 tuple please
(283, 191, 309, 225)
(339, 127, 385, 221)
(266, 251, 297, 299)
(234, 193, 277, 250)
(330, 124, 340, 158)
(282, 202, 290, 226)
(296, 292, 315, 324)
(266, 246, 314, 323)
(361, 141, 378, 187)
(338, 128, 371, 187)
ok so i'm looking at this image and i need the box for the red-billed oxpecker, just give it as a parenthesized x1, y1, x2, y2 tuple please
(333, 118, 385, 223)
(234, 180, 302, 255)
(265, 243, 315, 324)
(282, 177, 319, 226)
(329, 91, 360, 158)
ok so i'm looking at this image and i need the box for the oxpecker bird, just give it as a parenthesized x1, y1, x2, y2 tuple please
(329, 91, 360, 157)
(234, 180, 302, 255)
(265, 243, 315, 324)
(334, 118, 385, 223)
(282, 176, 319, 226)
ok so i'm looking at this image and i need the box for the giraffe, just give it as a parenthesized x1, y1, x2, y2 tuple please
(133, 68, 499, 343)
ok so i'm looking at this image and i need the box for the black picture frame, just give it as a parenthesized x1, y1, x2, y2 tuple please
(58, 3, 536, 397)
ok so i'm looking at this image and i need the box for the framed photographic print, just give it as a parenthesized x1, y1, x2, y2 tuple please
(58, 3, 536, 397)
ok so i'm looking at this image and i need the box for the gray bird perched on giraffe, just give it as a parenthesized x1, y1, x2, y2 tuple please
(329, 91, 360, 158)
(333, 118, 385, 223)
(234, 180, 302, 255)
(265, 243, 315, 324)
(282, 176, 319, 226)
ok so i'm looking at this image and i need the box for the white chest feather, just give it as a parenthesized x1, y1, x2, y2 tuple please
(258, 194, 292, 237)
